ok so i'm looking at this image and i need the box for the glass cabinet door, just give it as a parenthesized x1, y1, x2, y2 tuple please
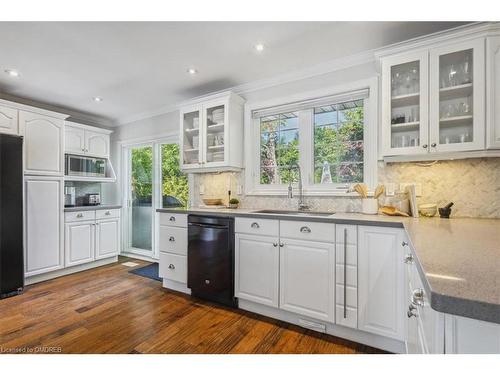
(203, 101, 227, 166)
(181, 108, 202, 168)
(382, 51, 428, 156)
(430, 40, 485, 152)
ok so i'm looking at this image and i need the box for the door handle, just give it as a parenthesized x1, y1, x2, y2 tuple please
(343, 228, 347, 319)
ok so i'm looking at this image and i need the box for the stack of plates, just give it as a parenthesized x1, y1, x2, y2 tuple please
(212, 109, 224, 124)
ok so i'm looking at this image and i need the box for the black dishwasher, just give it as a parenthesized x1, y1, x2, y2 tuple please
(187, 215, 237, 307)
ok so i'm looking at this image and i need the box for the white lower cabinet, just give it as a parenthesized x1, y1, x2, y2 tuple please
(65, 221, 95, 266)
(25, 176, 64, 276)
(159, 252, 187, 284)
(65, 210, 121, 267)
(445, 314, 500, 354)
(358, 226, 406, 341)
(279, 238, 335, 322)
(235, 233, 279, 307)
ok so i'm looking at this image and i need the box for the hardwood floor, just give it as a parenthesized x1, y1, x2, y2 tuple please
(0, 257, 386, 354)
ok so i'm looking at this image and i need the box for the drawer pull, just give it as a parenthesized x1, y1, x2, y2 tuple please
(169, 216, 176, 222)
(105, 211, 111, 215)
(168, 264, 175, 270)
(411, 288, 424, 306)
(169, 236, 175, 242)
(300, 226, 311, 233)
(76, 213, 83, 218)
(407, 305, 418, 318)
(251, 222, 260, 229)
(279, 243, 284, 247)
(404, 253, 414, 264)
(402, 241, 408, 247)
(273, 242, 278, 247)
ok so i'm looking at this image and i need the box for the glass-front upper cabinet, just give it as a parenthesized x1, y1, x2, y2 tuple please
(181, 106, 202, 169)
(381, 51, 429, 156)
(203, 101, 227, 167)
(429, 39, 485, 152)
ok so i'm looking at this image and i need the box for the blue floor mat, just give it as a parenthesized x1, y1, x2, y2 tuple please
(129, 263, 162, 281)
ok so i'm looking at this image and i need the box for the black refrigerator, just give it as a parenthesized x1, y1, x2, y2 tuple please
(0, 134, 24, 298)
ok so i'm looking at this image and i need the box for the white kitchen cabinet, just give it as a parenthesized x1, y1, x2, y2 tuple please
(235, 233, 280, 307)
(445, 314, 500, 354)
(487, 35, 500, 149)
(429, 39, 485, 153)
(0, 104, 18, 135)
(25, 176, 64, 276)
(180, 91, 244, 172)
(358, 226, 405, 340)
(65, 122, 111, 158)
(381, 50, 429, 156)
(19, 111, 64, 176)
(95, 218, 120, 260)
(279, 238, 335, 322)
(65, 221, 95, 266)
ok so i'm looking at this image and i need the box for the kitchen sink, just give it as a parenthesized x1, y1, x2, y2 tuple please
(251, 209, 334, 217)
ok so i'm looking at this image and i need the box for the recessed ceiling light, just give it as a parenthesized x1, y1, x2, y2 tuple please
(4, 69, 20, 77)
(254, 43, 265, 52)
(187, 68, 198, 75)
(93, 96, 103, 102)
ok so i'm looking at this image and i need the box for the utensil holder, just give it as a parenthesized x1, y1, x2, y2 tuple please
(362, 198, 379, 215)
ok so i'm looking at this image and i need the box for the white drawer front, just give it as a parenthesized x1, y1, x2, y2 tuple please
(96, 208, 120, 220)
(335, 243, 358, 265)
(159, 226, 187, 256)
(65, 210, 96, 222)
(336, 225, 357, 245)
(336, 284, 358, 308)
(159, 252, 187, 283)
(235, 217, 279, 237)
(336, 305, 358, 329)
(159, 212, 187, 228)
(279, 220, 334, 243)
(335, 264, 358, 286)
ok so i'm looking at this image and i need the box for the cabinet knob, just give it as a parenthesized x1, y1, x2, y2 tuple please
(273, 242, 278, 247)
(205, 279, 210, 285)
(402, 241, 408, 247)
(251, 222, 260, 229)
(407, 307, 418, 318)
(300, 226, 311, 233)
(168, 264, 175, 270)
(422, 144, 428, 149)
(431, 143, 437, 148)
(169, 216, 176, 222)
(411, 288, 425, 306)
(169, 236, 175, 242)
(404, 254, 414, 264)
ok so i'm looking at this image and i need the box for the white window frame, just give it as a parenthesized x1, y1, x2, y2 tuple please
(244, 77, 378, 196)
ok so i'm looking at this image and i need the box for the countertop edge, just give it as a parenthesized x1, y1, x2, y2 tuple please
(157, 208, 500, 324)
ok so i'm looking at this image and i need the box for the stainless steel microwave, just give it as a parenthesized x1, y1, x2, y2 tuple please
(65, 154, 107, 178)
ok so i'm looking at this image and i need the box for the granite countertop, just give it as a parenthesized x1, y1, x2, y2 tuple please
(157, 207, 500, 324)
(64, 205, 122, 212)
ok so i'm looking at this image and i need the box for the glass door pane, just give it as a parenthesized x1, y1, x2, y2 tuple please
(204, 104, 226, 165)
(161, 143, 189, 208)
(438, 49, 474, 145)
(129, 145, 153, 252)
(390, 60, 421, 149)
(182, 109, 201, 167)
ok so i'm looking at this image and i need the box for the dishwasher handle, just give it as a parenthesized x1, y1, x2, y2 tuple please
(188, 222, 229, 229)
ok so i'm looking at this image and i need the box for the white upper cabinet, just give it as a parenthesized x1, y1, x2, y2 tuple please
(180, 91, 244, 172)
(382, 51, 429, 156)
(19, 110, 65, 176)
(487, 35, 500, 149)
(429, 39, 485, 153)
(0, 104, 18, 135)
(380, 26, 496, 160)
(65, 125, 86, 155)
(65, 122, 111, 158)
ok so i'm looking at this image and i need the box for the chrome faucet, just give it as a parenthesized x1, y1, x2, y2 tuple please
(287, 163, 309, 211)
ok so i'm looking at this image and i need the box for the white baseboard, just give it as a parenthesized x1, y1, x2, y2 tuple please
(25, 257, 118, 285)
(238, 299, 405, 353)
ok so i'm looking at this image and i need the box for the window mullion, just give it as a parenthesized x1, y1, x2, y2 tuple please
(298, 109, 313, 189)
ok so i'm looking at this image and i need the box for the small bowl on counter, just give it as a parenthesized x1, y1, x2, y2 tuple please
(418, 203, 437, 217)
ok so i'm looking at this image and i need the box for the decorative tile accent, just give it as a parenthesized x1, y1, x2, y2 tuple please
(190, 158, 500, 218)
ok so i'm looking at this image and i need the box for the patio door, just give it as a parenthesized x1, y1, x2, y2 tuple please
(123, 140, 188, 260)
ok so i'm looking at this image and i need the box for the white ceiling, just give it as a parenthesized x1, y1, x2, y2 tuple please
(0, 21, 468, 126)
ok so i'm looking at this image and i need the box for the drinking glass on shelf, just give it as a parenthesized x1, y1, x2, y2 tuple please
(448, 64, 457, 87)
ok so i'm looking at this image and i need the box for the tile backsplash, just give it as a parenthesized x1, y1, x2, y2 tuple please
(65, 181, 102, 206)
(190, 158, 500, 218)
